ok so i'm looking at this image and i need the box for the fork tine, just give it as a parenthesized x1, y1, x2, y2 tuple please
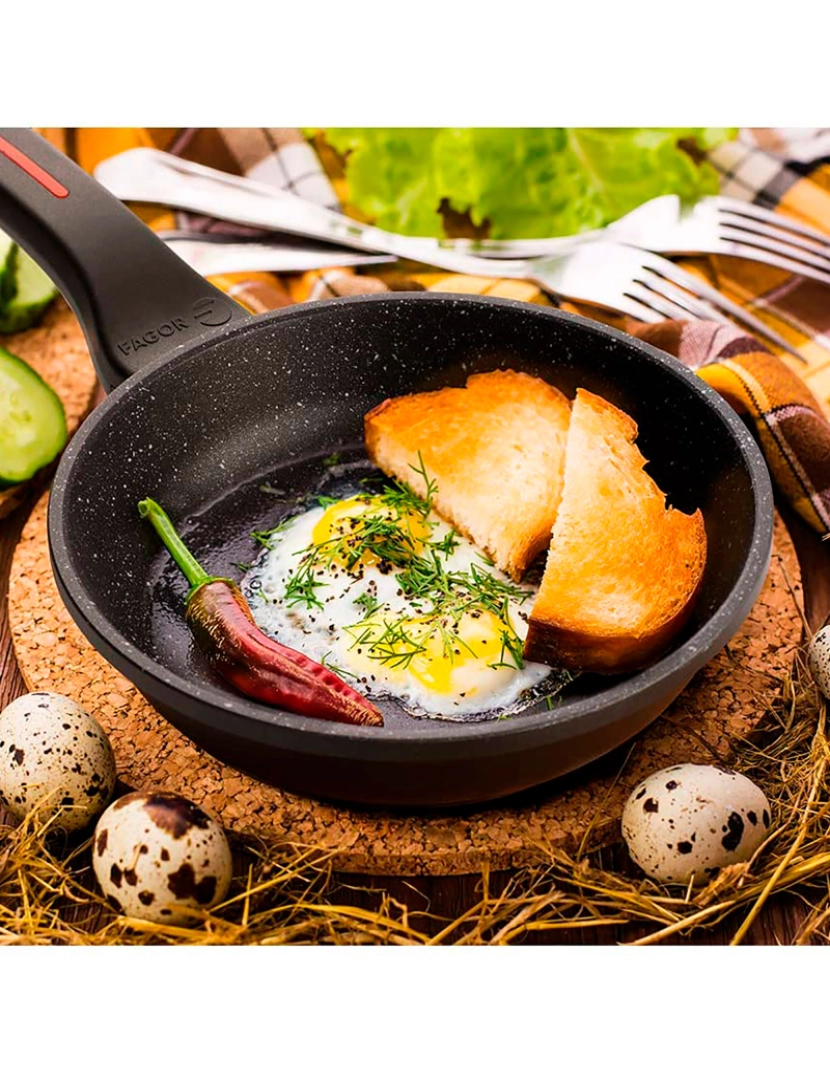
(638, 253, 808, 363)
(626, 279, 704, 322)
(637, 272, 791, 356)
(637, 274, 728, 322)
(718, 210, 830, 261)
(717, 230, 830, 286)
(628, 273, 797, 363)
(716, 196, 830, 246)
(575, 292, 664, 325)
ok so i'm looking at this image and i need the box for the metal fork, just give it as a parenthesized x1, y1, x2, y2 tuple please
(448, 194, 830, 287)
(96, 148, 830, 289)
(495, 241, 806, 361)
(93, 148, 804, 359)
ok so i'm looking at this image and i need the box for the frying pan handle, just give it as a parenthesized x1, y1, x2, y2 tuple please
(0, 129, 252, 391)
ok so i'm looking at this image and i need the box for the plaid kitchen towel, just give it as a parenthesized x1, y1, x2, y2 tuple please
(38, 127, 830, 535)
(634, 319, 830, 535)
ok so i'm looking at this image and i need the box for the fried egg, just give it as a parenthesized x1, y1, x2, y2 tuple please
(242, 487, 554, 720)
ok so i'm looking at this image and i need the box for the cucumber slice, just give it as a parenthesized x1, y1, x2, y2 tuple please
(0, 345, 67, 488)
(0, 250, 58, 334)
(0, 233, 18, 307)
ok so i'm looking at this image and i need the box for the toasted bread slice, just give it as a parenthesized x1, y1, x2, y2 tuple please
(523, 389, 707, 673)
(365, 370, 571, 580)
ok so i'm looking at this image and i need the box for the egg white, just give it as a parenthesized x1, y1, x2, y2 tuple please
(242, 495, 552, 720)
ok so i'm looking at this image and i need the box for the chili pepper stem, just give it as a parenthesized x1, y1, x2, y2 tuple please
(138, 498, 211, 590)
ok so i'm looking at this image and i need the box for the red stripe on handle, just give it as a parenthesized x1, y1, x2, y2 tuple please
(0, 134, 69, 198)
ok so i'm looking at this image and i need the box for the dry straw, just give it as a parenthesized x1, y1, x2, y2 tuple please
(1, 649, 829, 945)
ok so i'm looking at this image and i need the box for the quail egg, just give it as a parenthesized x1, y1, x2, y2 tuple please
(621, 763, 772, 885)
(807, 625, 830, 698)
(0, 691, 117, 832)
(93, 791, 233, 925)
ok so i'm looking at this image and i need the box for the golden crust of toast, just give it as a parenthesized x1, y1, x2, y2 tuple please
(365, 370, 572, 580)
(523, 389, 707, 673)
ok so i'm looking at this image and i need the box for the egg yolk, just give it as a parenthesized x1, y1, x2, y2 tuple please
(311, 496, 429, 569)
(408, 610, 515, 695)
(358, 609, 516, 697)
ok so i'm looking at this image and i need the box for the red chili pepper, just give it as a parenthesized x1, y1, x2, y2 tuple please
(138, 498, 383, 727)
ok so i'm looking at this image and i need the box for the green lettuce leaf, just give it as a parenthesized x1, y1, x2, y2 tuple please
(317, 128, 736, 239)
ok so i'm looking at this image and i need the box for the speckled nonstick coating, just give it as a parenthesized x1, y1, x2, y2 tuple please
(0, 131, 774, 807)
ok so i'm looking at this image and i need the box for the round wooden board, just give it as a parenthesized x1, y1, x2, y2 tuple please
(0, 301, 98, 519)
(7, 490, 803, 876)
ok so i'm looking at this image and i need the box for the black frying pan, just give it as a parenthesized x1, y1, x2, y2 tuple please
(0, 129, 774, 807)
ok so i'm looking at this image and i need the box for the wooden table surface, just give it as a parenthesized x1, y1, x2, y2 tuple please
(0, 475, 823, 945)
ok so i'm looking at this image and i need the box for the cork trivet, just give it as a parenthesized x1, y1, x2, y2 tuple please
(0, 300, 98, 519)
(8, 493, 801, 875)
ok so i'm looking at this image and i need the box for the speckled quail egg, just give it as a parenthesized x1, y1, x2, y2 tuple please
(621, 763, 772, 885)
(0, 692, 117, 832)
(807, 626, 830, 698)
(92, 791, 233, 925)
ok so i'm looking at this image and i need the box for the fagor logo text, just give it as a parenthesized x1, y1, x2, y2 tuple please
(117, 318, 190, 357)
(117, 297, 234, 357)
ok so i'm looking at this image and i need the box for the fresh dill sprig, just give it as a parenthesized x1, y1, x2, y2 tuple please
(358, 616, 430, 669)
(355, 591, 381, 617)
(437, 618, 479, 662)
(321, 651, 358, 681)
(303, 504, 424, 577)
(407, 450, 437, 513)
(283, 556, 325, 610)
(433, 528, 460, 558)
(251, 516, 296, 550)
(372, 480, 431, 521)
(488, 627, 527, 671)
